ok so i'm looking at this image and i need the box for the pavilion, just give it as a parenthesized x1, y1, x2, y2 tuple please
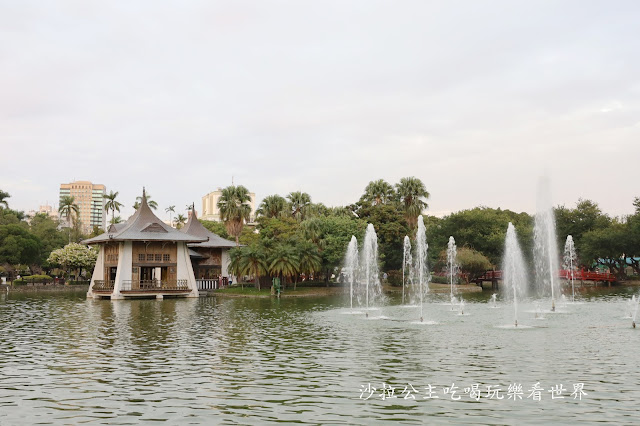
(180, 207, 237, 290)
(84, 189, 206, 299)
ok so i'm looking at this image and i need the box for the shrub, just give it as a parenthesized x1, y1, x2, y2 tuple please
(386, 270, 403, 286)
(13, 274, 53, 285)
(430, 275, 449, 284)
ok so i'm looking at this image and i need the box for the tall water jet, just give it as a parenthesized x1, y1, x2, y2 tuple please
(402, 236, 412, 305)
(415, 216, 430, 322)
(447, 236, 458, 301)
(503, 222, 528, 327)
(361, 224, 382, 317)
(632, 293, 640, 328)
(344, 236, 359, 312)
(534, 177, 560, 312)
(563, 235, 577, 302)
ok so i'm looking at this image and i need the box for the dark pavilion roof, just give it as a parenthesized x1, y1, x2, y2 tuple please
(180, 208, 237, 249)
(83, 189, 207, 245)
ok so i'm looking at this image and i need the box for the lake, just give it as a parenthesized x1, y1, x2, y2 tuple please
(1, 286, 639, 424)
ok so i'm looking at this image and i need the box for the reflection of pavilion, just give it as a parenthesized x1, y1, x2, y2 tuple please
(181, 208, 236, 290)
(85, 189, 206, 299)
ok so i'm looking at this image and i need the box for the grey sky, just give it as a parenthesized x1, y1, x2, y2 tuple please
(1, 0, 639, 221)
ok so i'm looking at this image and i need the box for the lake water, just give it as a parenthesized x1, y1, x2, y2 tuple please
(1, 287, 639, 425)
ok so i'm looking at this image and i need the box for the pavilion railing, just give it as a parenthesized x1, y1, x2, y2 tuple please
(196, 279, 219, 290)
(93, 280, 115, 291)
(121, 279, 189, 291)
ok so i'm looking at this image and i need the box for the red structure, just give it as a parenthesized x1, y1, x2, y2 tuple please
(472, 269, 616, 288)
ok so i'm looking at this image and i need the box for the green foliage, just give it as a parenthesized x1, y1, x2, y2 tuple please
(386, 269, 403, 286)
(0, 189, 10, 209)
(287, 191, 312, 221)
(0, 224, 42, 265)
(456, 247, 493, 283)
(555, 199, 611, 245)
(201, 220, 229, 239)
(217, 185, 252, 244)
(257, 194, 288, 219)
(29, 213, 66, 264)
(357, 203, 410, 271)
(13, 274, 53, 284)
(361, 179, 396, 206)
(428, 207, 533, 266)
(0, 209, 24, 225)
(396, 177, 430, 228)
(47, 243, 98, 274)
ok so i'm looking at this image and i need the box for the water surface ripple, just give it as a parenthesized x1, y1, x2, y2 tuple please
(1, 288, 639, 424)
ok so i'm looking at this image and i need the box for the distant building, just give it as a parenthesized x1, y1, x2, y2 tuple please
(201, 188, 256, 223)
(26, 204, 59, 223)
(59, 181, 106, 234)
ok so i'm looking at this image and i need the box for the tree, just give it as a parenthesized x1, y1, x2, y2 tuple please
(356, 203, 411, 271)
(0, 190, 10, 209)
(555, 199, 611, 246)
(287, 191, 312, 221)
(455, 247, 493, 283)
(29, 213, 66, 266)
(257, 195, 288, 219)
(269, 244, 300, 289)
(135, 193, 158, 210)
(229, 244, 269, 290)
(58, 195, 79, 243)
(296, 241, 322, 288)
(165, 205, 176, 226)
(362, 179, 395, 206)
(110, 216, 122, 224)
(47, 243, 98, 279)
(0, 224, 41, 265)
(217, 185, 252, 246)
(174, 214, 187, 229)
(395, 177, 430, 228)
(580, 221, 628, 278)
(103, 191, 123, 224)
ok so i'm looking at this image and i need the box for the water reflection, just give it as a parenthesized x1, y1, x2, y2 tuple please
(0, 287, 639, 424)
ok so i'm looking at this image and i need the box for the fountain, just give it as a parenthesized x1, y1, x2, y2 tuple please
(628, 295, 637, 318)
(490, 293, 498, 308)
(503, 222, 528, 327)
(415, 216, 430, 322)
(458, 297, 465, 316)
(344, 236, 359, 312)
(534, 176, 560, 312)
(402, 236, 412, 305)
(361, 224, 382, 317)
(447, 236, 458, 301)
(563, 235, 577, 302)
(632, 293, 640, 328)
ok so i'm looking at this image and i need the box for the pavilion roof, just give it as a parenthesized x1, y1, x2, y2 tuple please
(83, 189, 207, 245)
(180, 208, 237, 249)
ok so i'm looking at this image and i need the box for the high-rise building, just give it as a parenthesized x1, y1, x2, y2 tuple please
(59, 181, 106, 234)
(201, 188, 256, 223)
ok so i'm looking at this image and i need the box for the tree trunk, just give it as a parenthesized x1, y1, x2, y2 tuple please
(255, 274, 260, 291)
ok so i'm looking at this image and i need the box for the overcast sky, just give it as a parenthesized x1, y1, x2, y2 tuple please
(1, 0, 639, 221)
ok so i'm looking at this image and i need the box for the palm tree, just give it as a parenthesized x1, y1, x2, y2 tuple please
(395, 177, 430, 228)
(287, 191, 311, 221)
(363, 179, 395, 205)
(230, 245, 269, 290)
(269, 244, 300, 290)
(110, 216, 122, 224)
(135, 193, 158, 210)
(257, 194, 288, 219)
(296, 241, 322, 290)
(103, 191, 123, 224)
(174, 214, 187, 229)
(165, 205, 175, 226)
(217, 185, 252, 246)
(0, 190, 10, 209)
(58, 195, 80, 243)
